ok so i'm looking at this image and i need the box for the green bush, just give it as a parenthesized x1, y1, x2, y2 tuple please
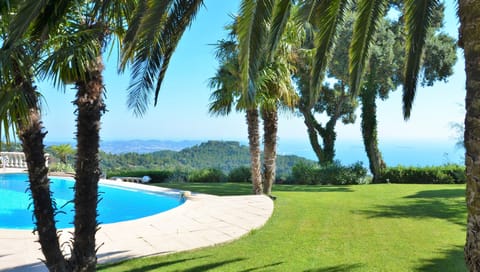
(379, 164, 465, 184)
(290, 161, 368, 185)
(49, 162, 75, 173)
(228, 166, 251, 183)
(290, 161, 318, 185)
(188, 168, 227, 183)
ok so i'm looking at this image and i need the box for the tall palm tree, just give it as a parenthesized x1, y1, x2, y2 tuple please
(208, 24, 297, 195)
(208, 37, 264, 195)
(6, 0, 203, 270)
(458, 1, 480, 269)
(0, 2, 67, 270)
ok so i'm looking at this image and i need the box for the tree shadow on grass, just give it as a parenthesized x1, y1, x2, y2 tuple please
(181, 258, 245, 272)
(274, 185, 354, 193)
(416, 245, 466, 272)
(304, 263, 364, 271)
(239, 261, 283, 271)
(405, 189, 465, 199)
(358, 189, 466, 226)
(98, 255, 211, 271)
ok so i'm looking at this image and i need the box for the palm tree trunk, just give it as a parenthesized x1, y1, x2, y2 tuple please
(18, 80, 68, 271)
(360, 87, 386, 183)
(70, 56, 105, 270)
(262, 107, 278, 195)
(246, 109, 263, 195)
(459, 1, 480, 270)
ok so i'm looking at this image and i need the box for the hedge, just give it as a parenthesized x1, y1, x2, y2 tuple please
(378, 164, 465, 184)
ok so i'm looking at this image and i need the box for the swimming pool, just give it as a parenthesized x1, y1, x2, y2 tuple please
(0, 173, 185, 229)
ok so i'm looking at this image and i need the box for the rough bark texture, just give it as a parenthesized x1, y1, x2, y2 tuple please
(246, 109, 263, 194)
(18, 80, 68, 271)
(301, 107, 337, 165)
(460, 1, 480, 270)
(360, 87, 386, 183)
(262, 108, 278, 195)
(70, 56, 105, 271)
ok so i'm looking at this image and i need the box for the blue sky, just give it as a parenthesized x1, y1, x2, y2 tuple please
(38, 0, 465, 144)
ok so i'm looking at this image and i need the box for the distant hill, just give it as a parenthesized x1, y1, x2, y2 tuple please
(99, 140, 313, 177)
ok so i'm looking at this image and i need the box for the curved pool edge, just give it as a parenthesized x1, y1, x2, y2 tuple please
(0, 178, 275, 272)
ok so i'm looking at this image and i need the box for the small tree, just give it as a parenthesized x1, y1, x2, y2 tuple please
(50, 144, 75, 164)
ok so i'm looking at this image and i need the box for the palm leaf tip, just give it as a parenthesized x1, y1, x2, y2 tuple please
(402, 0, 439, 120)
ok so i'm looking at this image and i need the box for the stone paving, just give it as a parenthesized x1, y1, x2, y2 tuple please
(0, 178, 274, 272)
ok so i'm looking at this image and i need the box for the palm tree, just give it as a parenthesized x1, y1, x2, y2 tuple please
(0, 3, 67, 270)
(209, 16, 297, 196)
(208, 37, 264, 195)
(458, 1, 480, 269)
(50, 144, 75, 164)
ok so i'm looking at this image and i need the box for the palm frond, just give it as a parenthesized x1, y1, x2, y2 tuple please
(0, 85, 31, 144)
(4, 0, 75, 48)
(402, 0, 439, 119)
(310, 0, 350, 107)
(120, 0, 150, 69)
(237, 0, 274, 101)
(37, 28, 102, 87)
(208, 87, 236, 116)
(124, 0, 204, 116)
(349, 0, 388, 97)
(266, 0, 292, 62)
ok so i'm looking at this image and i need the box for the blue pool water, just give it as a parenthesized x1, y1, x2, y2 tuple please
(0, 173, 184, 229)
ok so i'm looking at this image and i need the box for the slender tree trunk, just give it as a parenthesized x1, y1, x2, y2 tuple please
(460, 1, 480, 270)
(262, 107, 278, 195)
(301, 107, 326, 163)
(18, 79, 68, 271)
(320, 119, 337, 165)
(300, 107, 338, 166)
(246, 109, 263, 195)
(360, 87, 386, 183)
(69, 56, 105, 270)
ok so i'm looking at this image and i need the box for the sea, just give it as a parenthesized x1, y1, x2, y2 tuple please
(277, 139, 465, 167)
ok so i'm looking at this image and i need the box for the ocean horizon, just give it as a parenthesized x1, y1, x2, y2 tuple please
(277, 139, 464, 167)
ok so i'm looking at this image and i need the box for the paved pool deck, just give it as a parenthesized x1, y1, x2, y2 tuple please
(0, 173, 274, 272)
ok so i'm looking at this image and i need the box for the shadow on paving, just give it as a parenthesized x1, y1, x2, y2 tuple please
(304, 263, 364, 271)
(358, 188, 466, 226)
(416, 245, 466, 272)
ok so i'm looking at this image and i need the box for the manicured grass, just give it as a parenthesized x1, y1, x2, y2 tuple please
(99, 183, 466, 271)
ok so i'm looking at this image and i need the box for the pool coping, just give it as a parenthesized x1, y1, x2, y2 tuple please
(0, 174, 274, 272)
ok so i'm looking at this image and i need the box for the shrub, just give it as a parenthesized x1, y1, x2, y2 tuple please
(49, 162, 75, 173)
(317, 161, 368, 185)
(378, 164, 465, 184)
(289, 161, 368, 185)
(290, 161, 318, 185)
(228, 166, 251, 183)
(188, 168, 227, 183)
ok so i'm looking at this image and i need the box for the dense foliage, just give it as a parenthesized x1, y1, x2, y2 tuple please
(378, 165, 466, 184)
(99, 141, 311, 178)
(290, 161, 369, 185)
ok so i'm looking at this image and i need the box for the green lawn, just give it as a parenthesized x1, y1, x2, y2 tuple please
(99, 183, 467, 271)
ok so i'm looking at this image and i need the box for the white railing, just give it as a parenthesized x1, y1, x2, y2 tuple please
(0, 152, 50, 168)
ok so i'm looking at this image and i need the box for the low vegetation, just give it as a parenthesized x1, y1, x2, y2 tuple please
(99, 183, 466, 271)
